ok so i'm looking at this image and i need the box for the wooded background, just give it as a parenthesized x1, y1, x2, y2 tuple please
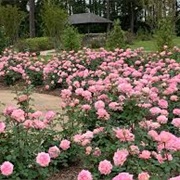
(0, 0, 180, 37)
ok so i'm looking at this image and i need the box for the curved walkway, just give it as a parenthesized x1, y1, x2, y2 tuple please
(0, 90, 61, 112)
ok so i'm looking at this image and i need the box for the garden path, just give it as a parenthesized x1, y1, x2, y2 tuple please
(0, 90, 61, 112)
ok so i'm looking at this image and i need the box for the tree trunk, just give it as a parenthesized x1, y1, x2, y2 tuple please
(29, 0, 35, 38)
(107, 0, 110, 32)
(130, 1, 134, 33)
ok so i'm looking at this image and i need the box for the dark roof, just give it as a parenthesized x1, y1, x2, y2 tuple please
(68, 13, 112, 25)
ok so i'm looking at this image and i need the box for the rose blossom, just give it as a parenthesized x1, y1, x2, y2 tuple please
(98, 160, 113, 175)
(129, 145, 140, 155)
(0, 122, 6, 133)
(138, 172, 150, 180)
(93, 147, 101, 157)
(85, 146, 92, 155)
(96, 108, 110, 120)
(17, 94, 28, 102)
(158, 99, 168, 109)
(11, 109, 25, 122)
(36, 152, 51, 167)
(113, 149, 129, 166)
(173, 109, 180, 116)
(0, 161, 14, 176)
(172, 118, 180, 128)
(149, 107, 161, 115)
(94, 100, 105, 110)
(139, 150, 151, 159)
(59, 139, 71, 150)
(112, 172, 133, 180)
(169, 175, 180, 180)
(44, 111, 56, 122)
(77, 170, 93, 180)
(3, 105, 16, 115)
(48, 146, 60, 158)
(114, 128, 134, 142)
(156, 115, 168, 124)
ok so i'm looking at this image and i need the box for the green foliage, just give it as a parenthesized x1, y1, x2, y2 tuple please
(41, 1, 67, 50)
(0, 5, 25, 44)
(3, 70, 22, 86)
(0, 26, 9, 54)
(62, 25, 82, 51)
(106, 19, 126, 50)
(136, 28, 152, 41)
(15, 37, 54, 52)
(155, 18, 174, 51)
(0, 86, 79, 179)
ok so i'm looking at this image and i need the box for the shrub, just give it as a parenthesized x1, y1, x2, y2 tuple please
(0, 86, 79, 179)
(106, 19, 126, 50)
(0, 27, 9, 54)
(155, 17, 174, 51)
(62, 26, 82, 51)
(41, 1, 67, 50)
(15, 37, 54, 52)
(0, 5, 25, 44)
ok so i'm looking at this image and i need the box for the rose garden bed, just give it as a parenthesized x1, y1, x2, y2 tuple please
(0, 47, 179, 180)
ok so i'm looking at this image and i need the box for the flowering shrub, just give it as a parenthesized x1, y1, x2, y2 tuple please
(0, 86, 79, 179)
(0, 47, 180, 179)
(57, 47, 180, 179)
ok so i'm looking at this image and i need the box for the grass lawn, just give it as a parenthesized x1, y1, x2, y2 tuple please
(130, 37, 180, 51)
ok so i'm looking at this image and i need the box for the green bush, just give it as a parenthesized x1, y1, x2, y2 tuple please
(0, 5, 25, 44)
(15, 37, 54, 52)
(62, 26, 82, 51)
(106, 19, 126, 50)
(0, 27, 9, 54)
(155, 18, 174, 51)
(41, 1, 67, 50)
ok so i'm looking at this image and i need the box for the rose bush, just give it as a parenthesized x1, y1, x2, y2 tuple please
(0, 86, 79, 179)
(0, 47, 180, 179)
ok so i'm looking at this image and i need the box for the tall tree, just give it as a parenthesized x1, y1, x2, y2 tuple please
(29, 0, 35, 37)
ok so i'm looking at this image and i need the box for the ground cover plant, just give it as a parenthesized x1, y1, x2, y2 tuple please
(0, 47, 180, 179)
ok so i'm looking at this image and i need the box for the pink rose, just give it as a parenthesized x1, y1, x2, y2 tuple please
(48, 146, 60, 158)
(93, 147, 101, 157)
(173, 109, 180, 116)
(31, 111, 43, 119)
(94, 100, 105, 110)
(157, 115, 168, 124)
(169, 175, 180, 180)
(149, 107, 161, 115)
(114, 128, 134, 142)
(158, 99, 168, 109)
(11, 109, 25, 122)
(113, 149, 129, 166)
(18, 95, 28, 102)
(3, 105, 16, 115)
(138, 172, 150, 180)
(98, 160, 112, 175)
(78, 170, 93, 180)
(129, 145, 140, 155)
(96, 108, 110, 120)
(172, 118, 180, 128)
(139, 150, 151, 159)
(0, 122, 6, 133)
(112, 172, 133, 180)
(44, 111, 56, 122)
(59, 139, 71, 150)
(23, 120, 33, 129)
(36, 152, 51, 167)
(0, 161, 14, 176)
(85, 146, 92, 155)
